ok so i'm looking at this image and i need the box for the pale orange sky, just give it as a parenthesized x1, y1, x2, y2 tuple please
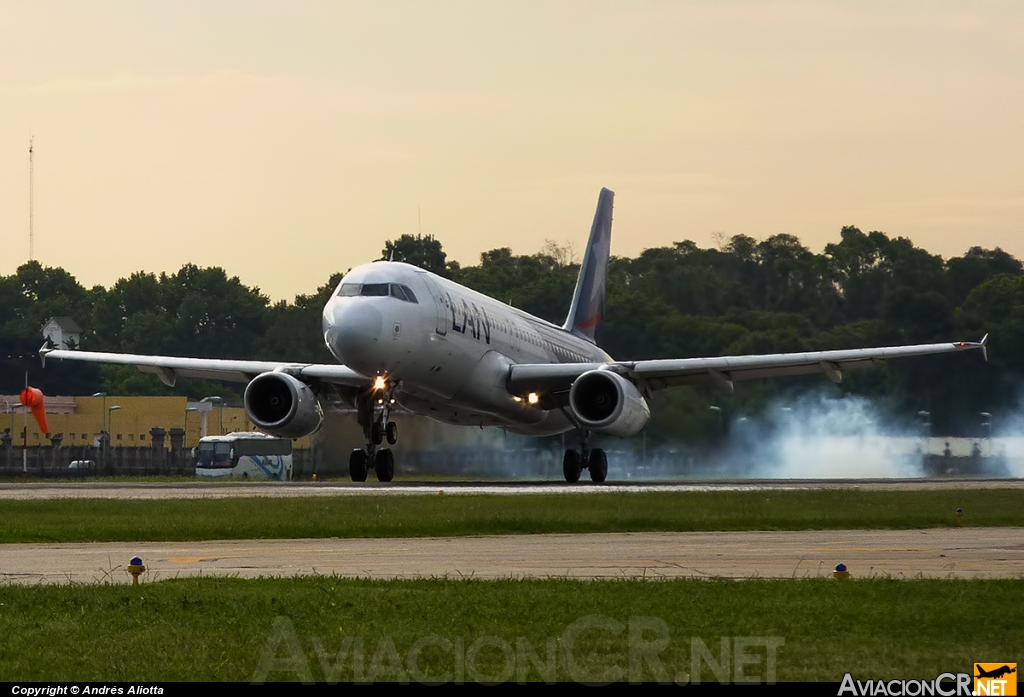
(1, 1, 1022, 301)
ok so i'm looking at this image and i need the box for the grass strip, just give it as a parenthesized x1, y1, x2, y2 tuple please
(0, 576, 1019, 682)
(0, 489, 1021, 543)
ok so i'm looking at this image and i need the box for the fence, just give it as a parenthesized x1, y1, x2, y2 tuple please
(0, 439, 317, 478)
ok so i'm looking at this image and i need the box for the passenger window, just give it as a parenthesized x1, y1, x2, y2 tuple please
(337, 283, 361, 297)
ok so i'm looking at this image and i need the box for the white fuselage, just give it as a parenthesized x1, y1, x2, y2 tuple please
(321, 262, 612, 435)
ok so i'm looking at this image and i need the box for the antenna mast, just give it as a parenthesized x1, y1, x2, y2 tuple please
(28, 137, 34, 262)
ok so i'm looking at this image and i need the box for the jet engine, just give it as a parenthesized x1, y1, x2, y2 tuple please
(568, 370, 650, 438)
(243, 372, 324, 439)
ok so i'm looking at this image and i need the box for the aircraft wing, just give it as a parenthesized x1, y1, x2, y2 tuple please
(507, 337, 988, 396)
(39, 348, 372, 388)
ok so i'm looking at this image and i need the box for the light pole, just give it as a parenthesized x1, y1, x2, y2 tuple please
(980, 412, 992, 456)
(201, 396, 224, 435)
(184, 406, 199, 449)
(92, 392, 108, 464)
(917, 411, 930, 435)
(709, 405, 723, 437)
(92, 392, 108, 433)
(108, 405, 122, 471)
(108, 406, 122, 445)
(917, 410, 931, 459)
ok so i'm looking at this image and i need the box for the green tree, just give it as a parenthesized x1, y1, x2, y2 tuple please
(382, 234, 450, 277)
(260, 273, 345, 363)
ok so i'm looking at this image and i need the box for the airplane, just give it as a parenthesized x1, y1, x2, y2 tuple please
(39, 188, 988, 483)
(975, 665, 1016, 680)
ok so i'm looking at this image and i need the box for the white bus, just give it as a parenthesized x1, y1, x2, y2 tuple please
(195, 432, 293, 480)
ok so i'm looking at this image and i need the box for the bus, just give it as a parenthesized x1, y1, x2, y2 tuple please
(195, 432, 293, 480)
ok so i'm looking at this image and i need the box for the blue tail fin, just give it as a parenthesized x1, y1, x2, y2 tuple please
(563, 188, 613, 343)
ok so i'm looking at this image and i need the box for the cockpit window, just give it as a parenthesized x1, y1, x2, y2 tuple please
(360, 283, 390, 296)
(400, 285, 418, 303)
(336, 282, 418, 302)
(389, 284, 419, 303)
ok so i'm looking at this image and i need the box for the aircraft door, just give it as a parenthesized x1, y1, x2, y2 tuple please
(422, 276, 448, 336)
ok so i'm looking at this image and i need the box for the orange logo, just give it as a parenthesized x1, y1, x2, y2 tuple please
(975, 664, 1017, 696)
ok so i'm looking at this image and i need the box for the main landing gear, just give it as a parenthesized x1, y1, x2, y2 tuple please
(349, 381, 400, 482)
(562, 431, 608, 484)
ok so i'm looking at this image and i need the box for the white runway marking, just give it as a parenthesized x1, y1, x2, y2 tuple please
(0, 478, 1021, 500)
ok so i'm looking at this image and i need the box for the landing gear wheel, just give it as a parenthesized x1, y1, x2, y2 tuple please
(588, 448, 608, 483)
(371, 421, 384, 446)
(563, 450, 582, 483)
(349, 449, 368, 482)
(375, 448, 395, 482)
(385, 421, 398, 446)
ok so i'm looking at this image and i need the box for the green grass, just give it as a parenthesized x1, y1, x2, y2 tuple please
(0, 475, 206, 484)
(0, 576, 1019, 682)
(0, 489, 1021, 543)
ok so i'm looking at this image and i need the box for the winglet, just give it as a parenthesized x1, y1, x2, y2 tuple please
(39, 344, 51, 367)
(563, 188, 614, 343)
(954, 333, 988, 361)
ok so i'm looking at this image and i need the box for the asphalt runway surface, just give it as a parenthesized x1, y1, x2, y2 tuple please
(2, 528, 1021, 585)
(1, 478, 1023, 500)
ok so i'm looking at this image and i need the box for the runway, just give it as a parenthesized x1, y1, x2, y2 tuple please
(0, 478, 1022, 500)
(2, 528, 1021, 585)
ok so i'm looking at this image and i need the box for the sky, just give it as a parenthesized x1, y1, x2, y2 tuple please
(1, 1, 1022, 301)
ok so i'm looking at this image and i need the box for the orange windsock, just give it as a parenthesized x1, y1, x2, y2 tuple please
(20, 387, 50, 436)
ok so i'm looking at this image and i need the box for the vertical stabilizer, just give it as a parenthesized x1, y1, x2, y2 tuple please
(563, 188, 614, 343)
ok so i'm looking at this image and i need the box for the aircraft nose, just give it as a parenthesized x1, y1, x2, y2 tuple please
(328, 301, 383, 365)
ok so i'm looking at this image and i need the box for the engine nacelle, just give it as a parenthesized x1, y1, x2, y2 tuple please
(568, 370, 650, 438)
(243, 372, 324, 439)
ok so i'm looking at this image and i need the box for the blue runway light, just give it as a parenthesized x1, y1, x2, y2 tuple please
(127, 556, 147, 585)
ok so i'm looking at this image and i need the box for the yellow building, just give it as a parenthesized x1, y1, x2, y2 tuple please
(0, 395, 311, 449)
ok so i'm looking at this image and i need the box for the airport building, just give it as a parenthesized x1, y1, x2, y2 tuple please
(0, 394, 312, 450)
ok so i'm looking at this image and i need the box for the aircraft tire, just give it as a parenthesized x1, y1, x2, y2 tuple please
(588, 448, 608, 483)
(371, 421, 384, 446)
(375, 449, 395, 482)
(562, 450, 582, 483)
(385, 421, 398, 445)
(349, 449, 368, 482)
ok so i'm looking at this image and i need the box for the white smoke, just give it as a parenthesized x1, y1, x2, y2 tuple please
(320, 389, 1024, 481)
(991, 388, 1024, 478)
(721, 392, 925, 479)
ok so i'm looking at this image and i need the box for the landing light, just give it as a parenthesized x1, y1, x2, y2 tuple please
(527, 393, 539, 405)
(373, 375, 387, 391)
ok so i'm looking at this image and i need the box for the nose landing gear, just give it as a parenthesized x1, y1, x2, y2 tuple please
(350, 380, 400, 482)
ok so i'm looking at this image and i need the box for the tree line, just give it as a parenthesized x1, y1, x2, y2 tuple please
(2, 226, 1022, 440)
